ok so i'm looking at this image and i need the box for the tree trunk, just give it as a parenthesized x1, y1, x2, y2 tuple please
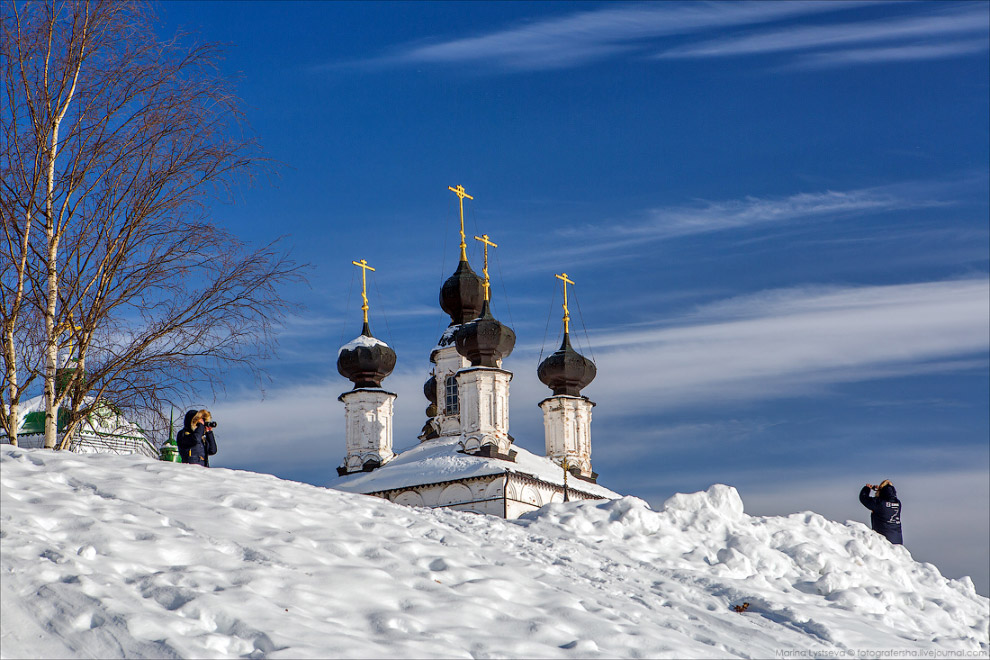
(4, 341, 18, 447)
(43, 132, 60, 449)
(41, 7, 86, 450)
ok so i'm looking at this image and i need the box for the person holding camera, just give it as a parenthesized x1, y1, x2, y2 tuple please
(177, 409, 218, 467)
(859, 479, 902, 544)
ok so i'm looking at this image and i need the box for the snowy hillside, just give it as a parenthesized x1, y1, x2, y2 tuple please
(1, 446, 986, 659)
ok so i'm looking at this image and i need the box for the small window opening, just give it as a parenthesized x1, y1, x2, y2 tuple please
(444, 375, 459, 415)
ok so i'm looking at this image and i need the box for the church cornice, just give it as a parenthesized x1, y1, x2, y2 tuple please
(337, 387, 397, 402)
(362, 471, 505, 498)
(358, 466, 606, 502)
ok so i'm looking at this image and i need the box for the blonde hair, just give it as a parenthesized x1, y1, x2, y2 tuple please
(878, 479, 892, 490)
(192, 409, 212, 426)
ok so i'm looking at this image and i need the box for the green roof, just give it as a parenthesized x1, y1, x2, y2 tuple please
(21, 411, 66, 434)
(17, 406, 142, 441)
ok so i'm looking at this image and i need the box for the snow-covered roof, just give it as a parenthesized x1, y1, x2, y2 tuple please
(432, 324, 460, 352)
(1, 394, 148, 443)
(337, 333, 390, 356)
(328, 435, 620, 499)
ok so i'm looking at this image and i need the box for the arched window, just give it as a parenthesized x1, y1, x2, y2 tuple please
(444, 374, 459, 415)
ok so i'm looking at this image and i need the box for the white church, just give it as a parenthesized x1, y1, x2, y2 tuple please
(328, 186, 619, 518)
(1, 366, 158, 458)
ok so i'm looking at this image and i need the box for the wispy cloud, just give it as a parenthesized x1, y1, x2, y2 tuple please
(343, 2, 987, 73)
(656, 5, 988, 60)
(583, 278, 990, 413)
(361, 2, 866, 72)
(632, 189, 932, 239)
(554, 185, 948, 258)
(786, 39, 990, 70)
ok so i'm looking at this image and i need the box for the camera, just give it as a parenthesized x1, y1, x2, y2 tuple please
(204, 421, 218, 429)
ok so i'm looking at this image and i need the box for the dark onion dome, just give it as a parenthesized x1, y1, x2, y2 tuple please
(454, 300, 515, 368)
(423, 375, 437, 404)
(420, 374, 440, 439)
(440, 258, 485, 325)
(419, 417, 440, 441)
(537, 332, 596, 396)
(337, 321, 396, 389)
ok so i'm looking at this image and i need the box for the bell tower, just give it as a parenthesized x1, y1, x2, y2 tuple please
(453, 231, 515, 458)
(538, 273, 598, 482)
(337, 259, 397, 476)
(421, 185, 485, 441)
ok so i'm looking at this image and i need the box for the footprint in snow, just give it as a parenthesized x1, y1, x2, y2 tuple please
(141, 585, 196, 611)
(560, 639, 599, 652)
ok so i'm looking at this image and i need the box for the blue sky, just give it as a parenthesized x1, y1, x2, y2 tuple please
(156, 2, 989, 593)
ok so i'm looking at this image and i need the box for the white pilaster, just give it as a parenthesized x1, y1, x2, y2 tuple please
(540, 395, 595, 478)
(339, 388, 396, 474)
(456, 366, 512, 456)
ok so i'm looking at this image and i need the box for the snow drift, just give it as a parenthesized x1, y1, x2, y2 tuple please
(1, 446, 986, 659)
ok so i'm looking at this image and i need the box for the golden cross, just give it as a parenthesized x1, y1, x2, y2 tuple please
(352, 259, 376, 324)
(448, 185, 474, 261)
(555, 272, 575, 335)
(473, 233, 497, 300)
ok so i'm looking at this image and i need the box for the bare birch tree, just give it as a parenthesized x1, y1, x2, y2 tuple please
(2, 0, 304, 449)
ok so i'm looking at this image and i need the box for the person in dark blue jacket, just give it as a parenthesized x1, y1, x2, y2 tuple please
(176, 409, 218, 467)
(859, 479, 902, 544)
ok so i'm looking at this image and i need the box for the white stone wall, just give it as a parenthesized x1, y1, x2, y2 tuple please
(382, 475, 508, 517)
(339, 389, 396, 473)
(2, 433, 158, 459)
(540, 395, 595, 478)
(432, 345, 471, 437)
(503, 474, 590, 518)
(456, 367, 512, 456)
(70, 435, 159, 458)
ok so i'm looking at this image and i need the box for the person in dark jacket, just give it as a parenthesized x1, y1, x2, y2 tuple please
(176, 409, 218, 467)
(859, 479, 902, 544)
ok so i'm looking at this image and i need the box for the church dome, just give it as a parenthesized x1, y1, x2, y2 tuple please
(454, 300, 515, 368)
(423, 374, 437, 404)
(537, 332, 596, 396)
(440, 259, 485, 325)
(337, 321, 396, 389)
